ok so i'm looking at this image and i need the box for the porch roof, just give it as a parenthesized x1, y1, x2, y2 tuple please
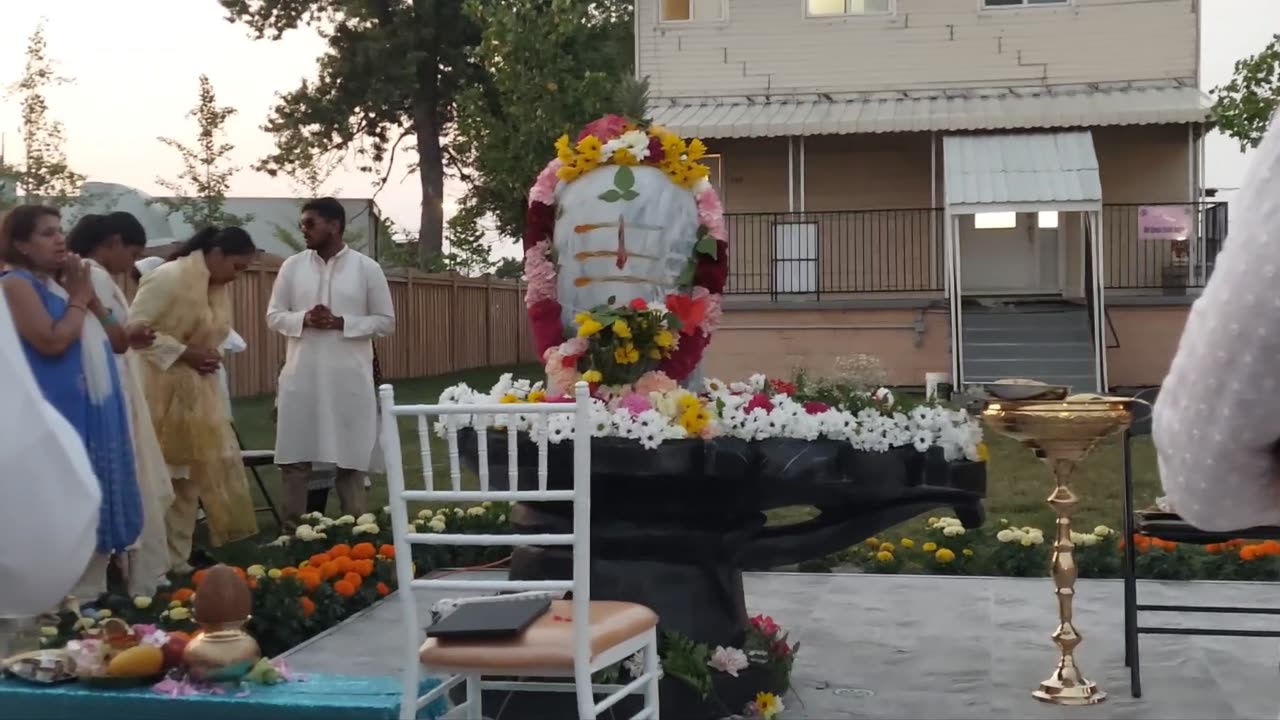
(648, 80, 1208, 139)
(942, 131, 1101, 212)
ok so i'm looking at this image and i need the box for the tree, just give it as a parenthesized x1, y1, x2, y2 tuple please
(1212, 34, 1280, 151)
(155, 75, 249, 229)
(219, 0, 485, 268)
(449, 0, 633, 245)
(7, 23, 83, 207)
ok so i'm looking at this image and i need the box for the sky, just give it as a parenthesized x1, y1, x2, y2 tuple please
(0, 0, 1274, 234)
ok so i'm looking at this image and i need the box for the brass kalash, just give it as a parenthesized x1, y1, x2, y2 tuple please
(974, 380, 1142, 706)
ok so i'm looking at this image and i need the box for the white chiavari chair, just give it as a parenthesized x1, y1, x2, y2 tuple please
(379, 381, 662, 720)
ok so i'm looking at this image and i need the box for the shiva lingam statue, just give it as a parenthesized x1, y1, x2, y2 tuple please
(978, 381, 1138, 706)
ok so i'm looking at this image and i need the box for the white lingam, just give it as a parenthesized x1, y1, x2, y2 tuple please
(552, 164, 699, 326)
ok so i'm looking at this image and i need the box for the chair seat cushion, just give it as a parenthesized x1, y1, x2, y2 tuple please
(419, 600, 657, 671)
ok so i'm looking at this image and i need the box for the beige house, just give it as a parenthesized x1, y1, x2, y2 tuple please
(642, 0, 1222, 391)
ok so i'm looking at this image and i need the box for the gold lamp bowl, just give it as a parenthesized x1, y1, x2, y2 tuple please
(983, 395, 1134, 465)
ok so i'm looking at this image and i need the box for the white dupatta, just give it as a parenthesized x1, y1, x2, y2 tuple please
(46, 270, 113, 404)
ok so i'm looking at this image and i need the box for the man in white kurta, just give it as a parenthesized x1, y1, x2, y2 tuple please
(266, 198, 395, 526)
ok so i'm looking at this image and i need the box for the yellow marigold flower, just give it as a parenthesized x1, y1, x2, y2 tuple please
(576, 135, 603, 158)
(922, 542, 938, 552)
(900, 538, 915, 549)
(577, 317, 604, 338)
(499, 394, 519, 404)
(582, 369, 603, 384)
(133, 596, 152, 610)
(528, 389, 547, 403)
(875, 550, 894, 563)
(976, 442, 990, 462)
(574, 311, 591, 325)
(935, 548, 956, 564)
(676, 392, 700, 413)
(613, 148, 639, 166)
(879, 542, 895, 553)
(554, 134, 574, 161)
(655, 329, 675, 348)
(40, 626, 57, 637)
(614, 344, 640, 365)
(865, 537, 880, 547)
(247, 564, 266, 578)
(648, 348, 663, 359)
(755, 692, 784, 719)
(962, 548, 974, 557)
(97, 610, 113, 619)
(556, 164, 582, 182)
(169, 600, 183, 609)
(268, 568, 283, 579)
(169, 607, 191, 621)
(612, 319, 632, 339)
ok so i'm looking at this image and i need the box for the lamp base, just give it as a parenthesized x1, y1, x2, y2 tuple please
(1033, 677, 1107, 706)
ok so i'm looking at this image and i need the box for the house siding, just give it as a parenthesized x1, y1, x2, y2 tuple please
(714, 125, 1192, 296)
(638, 0, 1197, 98)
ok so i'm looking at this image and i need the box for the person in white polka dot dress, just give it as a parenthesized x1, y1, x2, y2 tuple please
(1153, 114, 1280, 533)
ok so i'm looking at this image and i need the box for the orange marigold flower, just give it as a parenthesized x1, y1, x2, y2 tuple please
(1205, 543, 1221, 554)
(319, 561, 341, 580)
(343, 571, 363, 588)
(1262, 540, 1280, 555)
(334, 556, 355, 574)
(172, 588, 195, 603)
(351, 543, 377, 560)
(353, 559, 375, 578)
(378, 544, 395, 559)
(280, 567, 299, 578)
(1241, 545, 1259, 561)
(308, 553, 331, 567)
(300, 597, 316, 617)
(334, 580, 357, 598)
(231, 566, 248, 582)
(330, 544, 352, 558)
(248, 577, 259, 590)
(298, 570, 323, 592)
(376, 582, 391, 597)
(191, 569, 208, 587)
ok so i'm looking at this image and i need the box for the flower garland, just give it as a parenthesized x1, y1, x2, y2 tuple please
(523, 114, 729, 385)
(437, 373, 984, 461)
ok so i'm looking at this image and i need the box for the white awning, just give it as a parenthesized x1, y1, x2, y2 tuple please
(649, 81, 1208, 140)
(943, 131, 1101, 213)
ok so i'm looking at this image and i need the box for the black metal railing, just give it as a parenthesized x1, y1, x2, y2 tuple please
(723, 209, 944, 297)
(1102, 202, 1228, 290)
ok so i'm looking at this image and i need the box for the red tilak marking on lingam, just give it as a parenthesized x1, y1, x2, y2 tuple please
(615, 214, 628, 270)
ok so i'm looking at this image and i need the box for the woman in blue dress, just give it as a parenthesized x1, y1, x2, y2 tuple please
(0, 205, 143, 604)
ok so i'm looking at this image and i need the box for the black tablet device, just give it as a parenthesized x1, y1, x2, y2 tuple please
(425, 597, 552, 640)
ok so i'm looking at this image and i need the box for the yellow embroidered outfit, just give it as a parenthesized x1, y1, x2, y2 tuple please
(129, 253, 257, 565)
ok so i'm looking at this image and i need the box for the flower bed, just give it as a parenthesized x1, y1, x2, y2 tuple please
(804, 515, 1280, 582)
(43, 505, 513, 658)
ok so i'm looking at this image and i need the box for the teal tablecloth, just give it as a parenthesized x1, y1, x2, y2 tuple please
(0, 673, 448, 720)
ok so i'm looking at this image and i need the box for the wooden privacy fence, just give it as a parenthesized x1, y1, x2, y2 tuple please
(120, 258, 538, 399)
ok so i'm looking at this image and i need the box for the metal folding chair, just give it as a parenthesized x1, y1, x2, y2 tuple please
(1121, 388, 1280, 697)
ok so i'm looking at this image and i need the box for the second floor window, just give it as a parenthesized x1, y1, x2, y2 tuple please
(807, 0, 892, 16)
(661, 0, 724, 22)
(983, 0, 1069, 7)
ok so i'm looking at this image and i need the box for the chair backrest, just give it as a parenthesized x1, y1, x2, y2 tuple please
(378, 381, 593, 675)
(1129, 387, 1160, 438)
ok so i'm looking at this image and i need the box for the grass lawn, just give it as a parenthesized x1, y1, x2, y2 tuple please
(230, 364, 1162, 548)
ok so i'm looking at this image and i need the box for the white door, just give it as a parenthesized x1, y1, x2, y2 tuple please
(959, 212, 1059, 294)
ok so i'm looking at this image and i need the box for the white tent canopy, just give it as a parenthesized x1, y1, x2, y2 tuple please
(942, 131, 1107, 391)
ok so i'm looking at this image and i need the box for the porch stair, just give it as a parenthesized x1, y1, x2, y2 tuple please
(961, 300, 1098, 392)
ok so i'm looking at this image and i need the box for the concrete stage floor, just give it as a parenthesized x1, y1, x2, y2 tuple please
(282, 572, 1280, 719)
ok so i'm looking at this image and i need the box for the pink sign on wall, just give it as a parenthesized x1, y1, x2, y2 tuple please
(1138, 205, 1191, 241)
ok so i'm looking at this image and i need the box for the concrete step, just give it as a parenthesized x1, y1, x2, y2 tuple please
(963, 327, 1093, 344)
(961, 341, 1095, 361)
(964, 358, 1096, 377)
(962, 311, 1090, 331)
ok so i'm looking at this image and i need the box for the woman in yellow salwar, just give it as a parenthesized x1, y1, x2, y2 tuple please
(129, 226, 259, 572)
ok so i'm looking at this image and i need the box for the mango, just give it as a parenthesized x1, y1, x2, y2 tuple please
(106, 645, 164, 677)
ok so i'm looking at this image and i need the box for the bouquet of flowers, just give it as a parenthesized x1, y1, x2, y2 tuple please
(553, 295, 712, 388)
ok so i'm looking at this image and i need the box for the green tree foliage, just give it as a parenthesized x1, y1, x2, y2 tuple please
(1212, 34, 1280, 151)
(219, 0, 484, 268)
(7, 23, 83, 208)
(155, 75, 250, 229)
(448, 0, 633, 256)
